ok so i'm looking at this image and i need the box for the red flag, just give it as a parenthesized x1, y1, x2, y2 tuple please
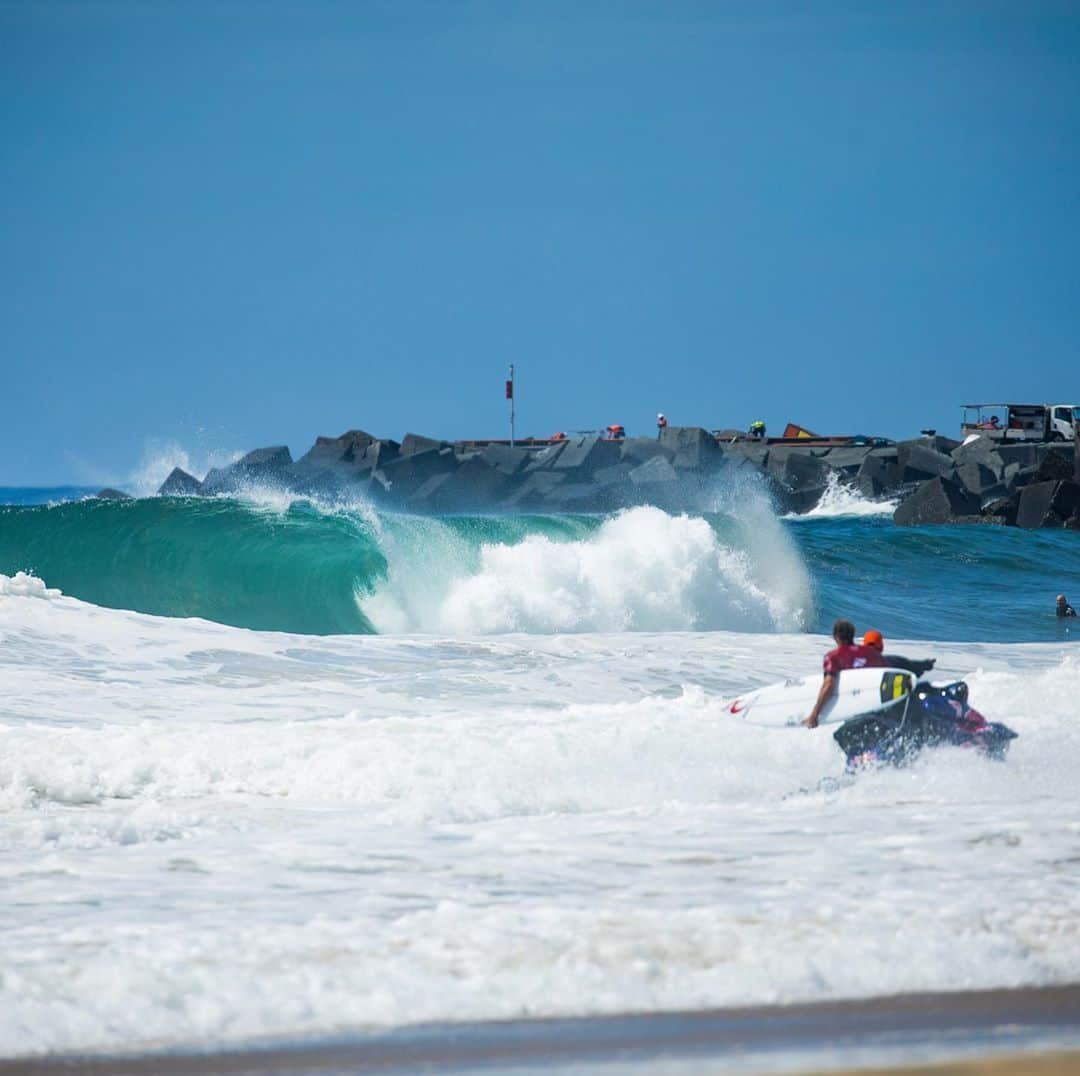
(505, 379, 513, 400)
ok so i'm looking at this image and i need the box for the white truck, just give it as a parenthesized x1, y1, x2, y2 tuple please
(960, 403, 1079, 443)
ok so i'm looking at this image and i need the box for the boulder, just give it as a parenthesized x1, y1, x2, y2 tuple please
(620, 438, 673, 466)
(954, 461, 1005, 503)
(821, 446, 872, 474)
(400, 433, 448, 456)
(1032, 447, 1074, 484)
(951, 436, 1005, 480)
(502, 470, 567, 508)
(297, 429, 377, 468)
(896, 440, 956, 483)
(659, 426, 724, 471)
(158, 468, 202, 496)
(95, 487, 133, 500)
(996, 444, 1038, 470)
(552, 436, 621, 475)
(409, 456, 511, 511)
(894, 477, 981, 526)
(855, 449, 900, 498)
(629, 455, 680, 486)
(1015, 480, 1080, 530)
(525, 441, 568, 471)
(480, 443, 531, 477)
(201, 446, 294, 493)
(376, 447, 457, 497)
(981, 496, 1019, 527)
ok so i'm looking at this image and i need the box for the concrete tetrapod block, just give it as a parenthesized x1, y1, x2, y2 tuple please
(821, 446, 873, 474)
(480, 443, 532, 476)
(629, 455, 680, 486)
(297, 429, 378, 468)
(1032, 447, 1075, 483)
(400, 433, 447, 457)
(659, 426, 724, 471)
(552, 436, 622, 474)
(201, 446, 294, 494)
(856, 449, 901, 498)
(158, 467, 202, 496)
(951, 436, 1005, 480)
(377, 447, 457, 498)
(893, 476, 982, 526)
(1015, 480, 1080, 529)
(996, 444, 1038, 469)
(896, 440, 957, 484)
(620, 438, 673, 466)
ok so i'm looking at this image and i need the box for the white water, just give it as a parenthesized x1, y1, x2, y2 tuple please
(364, 505, 813, 635)
(785, 473, 898, 520)
(2, 575, 1079, 1058)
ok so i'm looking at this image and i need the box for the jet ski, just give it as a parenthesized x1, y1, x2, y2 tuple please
(833, 680, 1017, 769)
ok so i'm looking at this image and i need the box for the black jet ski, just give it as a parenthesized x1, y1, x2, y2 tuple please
(833, 680, 1017, 769)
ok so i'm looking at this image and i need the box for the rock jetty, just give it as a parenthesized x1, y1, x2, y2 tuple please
(129, 425, 1078, 529)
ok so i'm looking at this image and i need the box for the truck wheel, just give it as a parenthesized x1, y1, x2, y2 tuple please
(1051, 432, 1066, 442)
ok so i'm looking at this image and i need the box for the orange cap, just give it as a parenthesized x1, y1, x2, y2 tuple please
(863, 630, 884, 650)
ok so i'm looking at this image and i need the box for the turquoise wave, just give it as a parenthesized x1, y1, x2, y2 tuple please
(1, 494, 1077, 642)
(0, 497, 599, 635)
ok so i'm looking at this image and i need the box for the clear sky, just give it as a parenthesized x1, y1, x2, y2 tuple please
(3, 0, 1078, 485)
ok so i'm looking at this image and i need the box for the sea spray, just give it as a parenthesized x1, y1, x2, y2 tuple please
(362, 505, 811, 634)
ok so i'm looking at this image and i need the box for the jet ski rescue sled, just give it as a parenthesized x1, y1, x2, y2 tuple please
(834, 680, 1017, 769)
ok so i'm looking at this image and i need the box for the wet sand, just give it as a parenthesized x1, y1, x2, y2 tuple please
(5, 983, 1079, 1075)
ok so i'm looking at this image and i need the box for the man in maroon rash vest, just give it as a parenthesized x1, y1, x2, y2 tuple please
(803, 618, 884, 728)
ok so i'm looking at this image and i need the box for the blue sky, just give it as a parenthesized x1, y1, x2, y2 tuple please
(3, 1, 1078, 485)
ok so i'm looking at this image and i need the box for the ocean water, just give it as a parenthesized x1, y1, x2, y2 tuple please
(1, 481, 1078, 1059)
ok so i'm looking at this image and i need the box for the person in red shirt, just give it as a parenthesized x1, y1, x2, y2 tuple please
(804, 619, 884, 728)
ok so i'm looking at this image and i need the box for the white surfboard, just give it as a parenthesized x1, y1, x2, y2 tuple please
(724, 667, 915, 729)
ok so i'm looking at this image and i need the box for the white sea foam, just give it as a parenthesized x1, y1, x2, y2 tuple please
(787, 472, 898, 519)
(362, 504, 812, 635)
(0, 571, 60, 599)
(1, 583, 1078, 1057)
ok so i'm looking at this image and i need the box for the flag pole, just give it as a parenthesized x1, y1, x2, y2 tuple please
(507, 364, 515, 446)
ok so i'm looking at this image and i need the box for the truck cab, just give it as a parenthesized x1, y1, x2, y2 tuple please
(961, 403, 1078, 443)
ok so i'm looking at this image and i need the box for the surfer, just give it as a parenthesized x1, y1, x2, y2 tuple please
(1057, 594, 1077, 618)
(803, 619, 883, 729)
(861, 630, 936, 677)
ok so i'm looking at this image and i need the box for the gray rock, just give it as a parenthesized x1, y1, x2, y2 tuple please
(552, 436, 622, 475)
(996, 444, 1038, 469)
(1015, 480, 1080, 529)
(894, 477, 981, 526)
(855, 449, 901, 498)
(201, 446, 294, 494)
(95, 487, 133, 500)
(297, 429, 377, 468)
(377, 447, 457, 496)
(1032, 447, 1074, 484)
(896, 440, 956, 483)
(620, 438, 673, 466)
(821, 446, 872, 474)
(158, 468, 202, 496)
(630, 455, 680, 485)
(400, 433, 448, 456)
(660, 426, 723, 470)
(525, 441, 568, 471)
(480, 443, 531, 476)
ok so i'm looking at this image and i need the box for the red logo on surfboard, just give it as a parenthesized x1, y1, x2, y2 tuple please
(729, 698, 747, 714)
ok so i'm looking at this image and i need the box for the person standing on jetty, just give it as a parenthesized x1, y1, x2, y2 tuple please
(656, 412, 667, 439)
(1057, 595, 1077, 618)
(804, 619, 883, 728)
